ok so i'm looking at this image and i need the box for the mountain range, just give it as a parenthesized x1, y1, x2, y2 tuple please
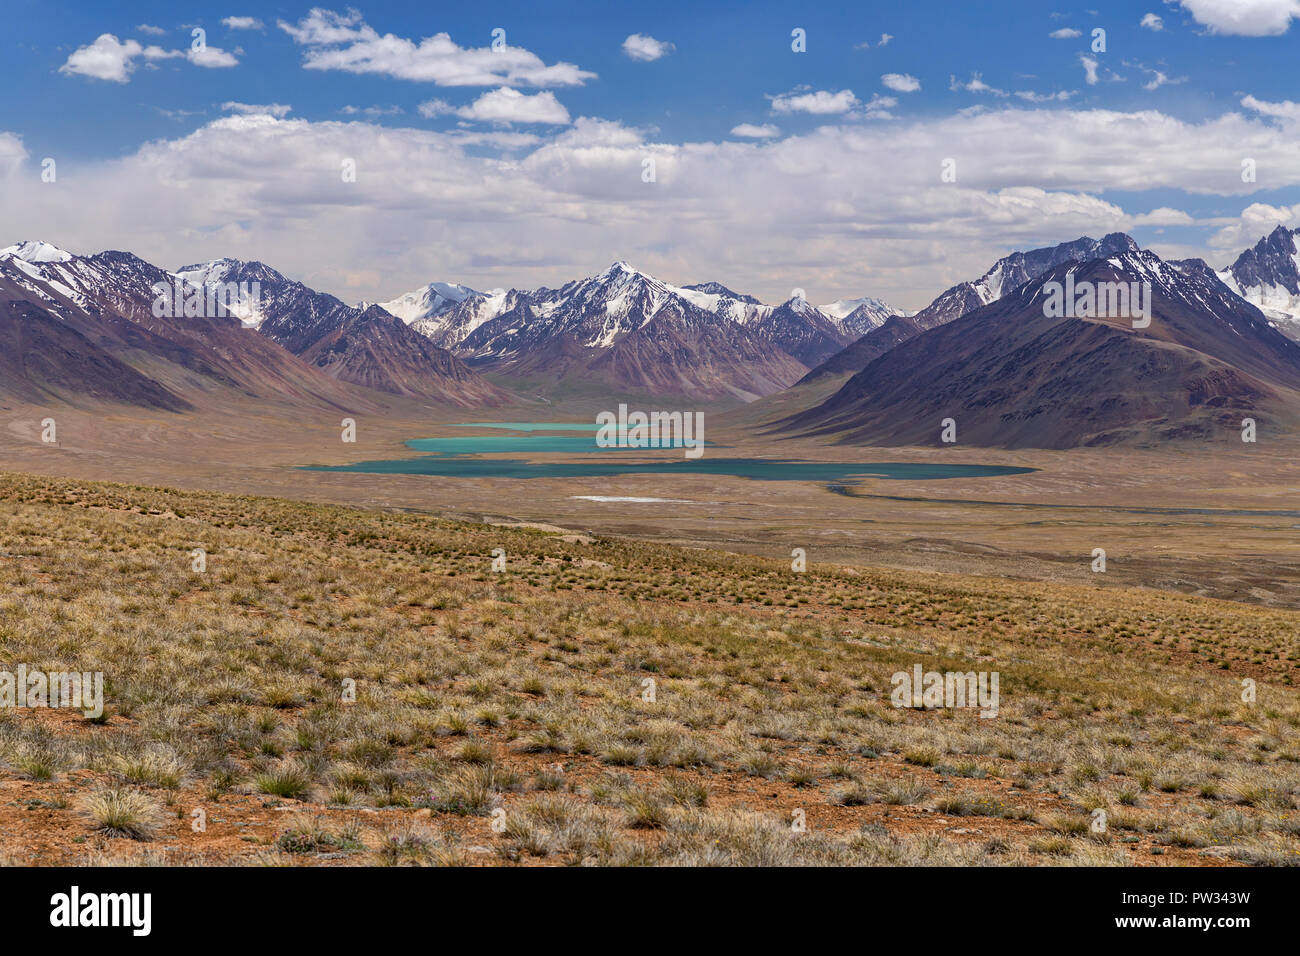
(4, 226, 1299, 449)
(781, 245, 1300, 448)
(377, 260, 903, 400)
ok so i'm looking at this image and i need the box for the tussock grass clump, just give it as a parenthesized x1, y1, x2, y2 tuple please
(254, 761, 314, 800)
(81, 787, 161, 841)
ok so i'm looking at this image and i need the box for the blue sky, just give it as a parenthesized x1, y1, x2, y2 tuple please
(3, 1, 1300, 308)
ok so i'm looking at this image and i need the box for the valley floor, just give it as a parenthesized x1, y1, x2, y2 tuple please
(0, 470, 1296, 866)
(4, 400, 1300, 608)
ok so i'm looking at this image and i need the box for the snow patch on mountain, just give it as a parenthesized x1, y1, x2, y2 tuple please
(1218, 225, 1300, 340)
(0, 240, 73, 264)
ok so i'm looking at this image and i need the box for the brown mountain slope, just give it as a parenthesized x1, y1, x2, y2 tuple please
(300, 305, 510, 405)
(779, 251, 1300, 449)
(797, 313, 925, 386)
(0, 297, 190, 411)
(0, 249, 366, 411)
(583, 301, 808, 401)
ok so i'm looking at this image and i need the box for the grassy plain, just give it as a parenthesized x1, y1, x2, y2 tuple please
(0, 472, 1296, 866)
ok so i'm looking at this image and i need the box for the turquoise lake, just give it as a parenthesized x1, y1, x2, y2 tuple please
(303, 423, 1037, 483)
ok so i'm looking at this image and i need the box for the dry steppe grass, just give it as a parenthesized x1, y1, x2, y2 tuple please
(0, 472, 1296, 866)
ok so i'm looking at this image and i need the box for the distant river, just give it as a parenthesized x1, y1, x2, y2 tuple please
(301, 422, 1038, 483)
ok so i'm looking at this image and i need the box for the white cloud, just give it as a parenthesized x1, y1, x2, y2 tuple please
(1241, 93, 1300, 122)
(1129, 207, 1194, 225)
(58, 34, 180, 83)
(950, 72, 1008, 96)
(881, 73, 921, 92)
(731, 123, 779, 138)
(188, 45, 240, 68)
(769, 88, 859, 114)
(860, 94, 898, 119)
(222, 16, 264, 30)
(1209, 202, 1300, 252)
(1014, 89, 1075, 102)
(59, 33, 236, 80)
(341, 104, 404, 117)
(417, 99, 455, 118)
(1140, 13, 1165, 30)
(855, 33, 894, 49)
(1141, 69, 1185, 90)
(6, 106, 1300, 306)
(452, 88, 570, 125)
(136, 24, 167, 36)
(222, 102, 291, 118)
(278, 8, 594, 87)
(1174, 0, 1300, 36)
(1080, 55, 1100, 85)
(1050, 27, 1083, 38)
(621, 34, 674, 62)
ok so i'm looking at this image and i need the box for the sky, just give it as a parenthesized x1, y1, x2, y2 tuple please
(2, 0, 1300, 309)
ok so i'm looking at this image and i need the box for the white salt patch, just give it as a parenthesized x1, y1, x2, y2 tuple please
(570, 496, 694, 503)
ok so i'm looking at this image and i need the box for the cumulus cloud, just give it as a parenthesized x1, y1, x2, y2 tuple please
(730, 123, 779, 138)
(222, 16, 264, 30)
(769, 88, 859, 114)
(1050, 27, 1083, 38)
(1209, 202, 1300, 252)
(59, 33, 238, 80)
(881, 73, 921, 92)
(278, 8, 594, 86)
(1174, 0, 1300, 36)
(188, 45, 240, 68)
(136, 24, 167, 36)
(452, 88, 571, 125)
(1129, 207, 1195, 225)
(5, 104, 1298, 305)
(58, 34, 180, 83)
(621, 34, 674, 61)
(1140, 13, 1165, 30)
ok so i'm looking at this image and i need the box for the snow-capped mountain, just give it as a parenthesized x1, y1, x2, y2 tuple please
(1218, 225, 1300, 340)
(821, 295, 902, 338)
(1, 240, 73, 264)
(450, 261, 848, 396)
(382, 260, 900, 398)
(0, 242, 367, 410)
(795, 234, 1146, 387)
(378, 280, 480, 326)
(173, 257, 286, 328)
(784, 245, 1300, 449)
(682, 281, 761, 305)
(910, 233, 1141, 331)
(0, 240, 179, 322)
(177, 257, 506, 403)
(0, 242, 507, 408)
(753, 294, 854, 366)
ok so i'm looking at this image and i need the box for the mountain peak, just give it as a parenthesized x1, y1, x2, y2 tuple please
(1097, 232, 1141, 254)
(1, 240, 73, 263)
(603, 260, 640, 277)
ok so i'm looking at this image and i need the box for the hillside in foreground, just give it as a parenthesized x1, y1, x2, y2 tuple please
(0, 473, 1296, 866)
